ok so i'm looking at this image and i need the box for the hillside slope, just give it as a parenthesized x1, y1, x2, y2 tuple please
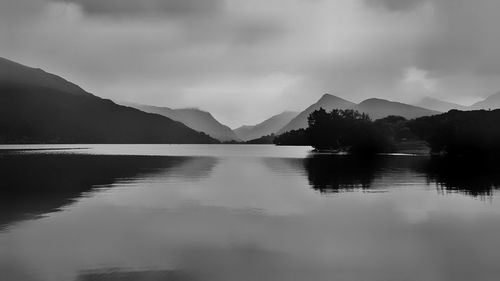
(235, 111, 297, 141)
(0, 58, 217, 144)
(278, 94, 439, 134)
(278, 94, 356, 134)
(414, 97, 468, 112)
(470, 91, 500, 110)
(122, 103, 239, 141)
(356, 98, 440, 120)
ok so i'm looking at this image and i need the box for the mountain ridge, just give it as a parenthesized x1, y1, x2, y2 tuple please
(0, 57, 91, 97)
(356, 98, 440, 120)
(234, 111, 298, 141)
(119, 102, 239, 141)
(278, 94, 440, 134)
(471, 91, 500, 110)
(278, 94, 356, 134)
(414, 96, 468, 112)
(0, 57, 218, 144)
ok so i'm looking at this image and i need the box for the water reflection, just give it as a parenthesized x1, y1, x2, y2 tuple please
(295, 155, 426, 193)
(2, 146, 500, 281)
(79, 270, 189, 281)
(299, 154, 500, 197)
(422, 157, 500, 197)
(302, 155, 378, 192)
(0, 153, 217, 230)
(3, 152, 499, 231)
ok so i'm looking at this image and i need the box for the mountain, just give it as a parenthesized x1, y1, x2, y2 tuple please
(277, 94, 440, 134)
(0, 58, 218, 144)
(356, 98, 440, 120)
(470, 91, 500, 110)
(0, 57, 90, 97)
(278, 94, 356, 134)
(414, 96, 468, 112)
(234, 111, 297, 141)
(120, 103, 239, 141)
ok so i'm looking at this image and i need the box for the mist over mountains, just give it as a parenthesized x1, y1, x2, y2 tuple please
(413, 93, 500, 112)
(235, 111, 298, 141)
(1, 57, 500, 144)
(119, 102, 239, 142)
(414, 97, 468, 112)
(470, 91, 500, 110)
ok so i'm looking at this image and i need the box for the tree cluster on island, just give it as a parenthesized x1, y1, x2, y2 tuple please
(270, 108, 500, 156)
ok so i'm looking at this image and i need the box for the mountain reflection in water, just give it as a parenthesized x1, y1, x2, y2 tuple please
(0, 153, 217, 229)
(1, 146, 500, 281)
(2, 152, 500, 230)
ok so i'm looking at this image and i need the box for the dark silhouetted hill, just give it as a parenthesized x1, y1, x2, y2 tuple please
(0, 58, 218, 144)
(0, 57, 91, 97)
(235, 111, 297, 141)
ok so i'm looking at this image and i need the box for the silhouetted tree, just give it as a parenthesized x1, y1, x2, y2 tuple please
(275, 108, 395, 154)
(273, 129, 309, 145)
(374, 115, 417, 142)
(246, 134, 275, 144)
(408, 109, 500, 156)
(307, 108, 395, 153)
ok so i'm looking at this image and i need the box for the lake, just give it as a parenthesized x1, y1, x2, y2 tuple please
(1, 144, 500, 281)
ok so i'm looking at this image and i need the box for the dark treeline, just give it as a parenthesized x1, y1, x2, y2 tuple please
(407, 109, 500, 156)
(245, 134, 276, 144)
(273, 108, 500, 156)
(274, 129, 309, 145)
(274, 108, 411, 154)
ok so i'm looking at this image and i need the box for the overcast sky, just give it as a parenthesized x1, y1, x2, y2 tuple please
(2, 0, 500, 127)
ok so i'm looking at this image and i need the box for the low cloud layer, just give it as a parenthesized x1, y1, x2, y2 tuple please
(365, 0, 429, 11)
(55, 0, 223, 17)
(2, 0, 500, 126)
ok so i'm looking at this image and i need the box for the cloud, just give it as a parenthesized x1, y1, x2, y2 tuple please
(53, 0, 224, 17)
(2, 0, 500, 125)
(415, 0, 500, 76)
(364, 0, 429, 12)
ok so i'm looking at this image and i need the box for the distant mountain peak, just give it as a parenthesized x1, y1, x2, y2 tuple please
(486, 90, 500, 99)
(277, 94, 356, 134)
(277, 95, 439, 134)
(234, 111, 298, 141)
(121, 102, 239, 141)
(358, 98, 386, 104)
(317, 93, 350, 103)
(471, 90, 500, 110)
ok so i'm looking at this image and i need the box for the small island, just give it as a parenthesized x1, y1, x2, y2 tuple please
(271, 108, 500, 157)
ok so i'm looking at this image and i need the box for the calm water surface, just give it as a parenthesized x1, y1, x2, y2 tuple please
(1, 144, 500, 281)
